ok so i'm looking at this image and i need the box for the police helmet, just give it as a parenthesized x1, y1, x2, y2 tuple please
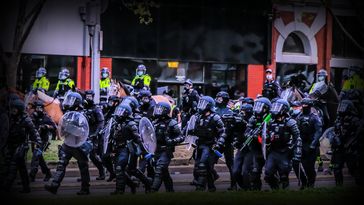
(36, 67, 47, 78)
(253, 97, 271, 116)
(215, 91, 230, 105)
(270, 99, 290, 117)
(153, 102, 171, 118)
(114, 104, 132, 119)
(62, 92, 83, 111)
(197, 96, 215, 113)
(101, 67, 110, 79)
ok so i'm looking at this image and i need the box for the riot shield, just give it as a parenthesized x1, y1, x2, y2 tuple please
(139, 117, 157, 154)
(58, 111, 89, 148)
(102, 117, 115, 154)
(184, 115, 197, 150)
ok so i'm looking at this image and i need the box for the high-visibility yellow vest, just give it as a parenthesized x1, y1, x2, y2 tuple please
(32, 76, 50, 91)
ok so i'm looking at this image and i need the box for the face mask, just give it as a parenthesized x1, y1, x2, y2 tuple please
(266, 74, 273, 80)
(318, 76, 325, 82)
(302, 106, 311, 115)
(137, 71, 144, 76)
(102, 73, 108, 78)
(292, 109, 301, 116)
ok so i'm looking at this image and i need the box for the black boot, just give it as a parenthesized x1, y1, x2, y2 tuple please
(77, 187, 90, 195)
(96, 175, 105, 180)
(107, 174, 116, 182)
(44, 183, 59, 194)
(43, 171, 52, 182)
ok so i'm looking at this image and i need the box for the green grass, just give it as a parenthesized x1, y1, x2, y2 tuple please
(14, 187, 362, 205)
(27, 140, 64, 161)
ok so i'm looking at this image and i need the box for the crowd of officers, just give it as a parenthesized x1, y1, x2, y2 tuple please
(0, 64, 363, 195)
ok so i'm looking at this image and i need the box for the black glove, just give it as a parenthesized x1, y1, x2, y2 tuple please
(166, 138, 177, 146)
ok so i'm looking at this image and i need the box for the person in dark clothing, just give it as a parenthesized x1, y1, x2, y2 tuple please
(214, 91, 237, 190)
(29, 100, 56, 182)
(181, 79, 200, 127)
(262, 68, 281, 100)
(232, 103, 253, 190)
(239, 97, 272, 190)
(150, 102, 184, 192)
(109, 103, 148, 194)
(331, 99, 362, 186)
(45, 92, 92, 195)
(294, 98, 322, 188)
(265, 99, 302, 190)
(2, 99, 42, 193)
(83, 90, 105, 180)
(187, 96, 226, 192)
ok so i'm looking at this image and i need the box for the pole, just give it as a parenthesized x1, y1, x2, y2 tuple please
(91, 24, 100, 103)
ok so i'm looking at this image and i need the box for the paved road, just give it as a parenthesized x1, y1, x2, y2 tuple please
(9, 169, 355, 198)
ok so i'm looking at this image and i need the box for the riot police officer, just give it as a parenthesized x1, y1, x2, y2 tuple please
(265, 99, 302, 190)
(239, 97, 272, 190)
(100, 67, 111, 103)
(331, 100, 362, 186)
(138, 89, 154, 118)
(100, 95, 120, 182)
(83, 90, 105, 180)
(54, 67, 75, 102)
(131, 64, 151, 92)
(232, 103, 253, 190)
(295, 98, 322, 188)
(290, 101, 302, 120)
(187, 96, 226, 192)
(262, 69, 281, 100)
(110, 104, 146, 194)
(32, 67, 50, 93)
(214, 91, 237, 190)
(29, 100, 56, 182)
(103, 95, 121, 121)
(181, 79, 200, 127)
(45, 92, 92, 195)
(2, 99, 41, 193)
(150, 102, 184, 192)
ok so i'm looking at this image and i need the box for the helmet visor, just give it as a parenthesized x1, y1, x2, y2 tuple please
(153, 105, 164, 116)
(58, 72, 67, 80)
(271, 102, 283, 113)
(36, 70, 45, 78)
(114, 107, 126, 117)
(337, 102, 349, 113)
(62, 96, 76, 107)
(253, 101, 265, 113)
(197, 99, 209, 110)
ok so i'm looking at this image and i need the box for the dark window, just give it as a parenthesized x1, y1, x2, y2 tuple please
(283, 33, 305, 53)
(332, 16, 364, 58)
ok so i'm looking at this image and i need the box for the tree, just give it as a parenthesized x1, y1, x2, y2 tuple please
(0, 0, 46, 90)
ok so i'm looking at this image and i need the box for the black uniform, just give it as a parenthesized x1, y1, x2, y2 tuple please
(295, 111, 322, 188)
(29, 111, 56, 182)
(45, 92, 91, 195)
(181, 88, 199, 127)
(110, 117, 149, 194)
(151, 118, 184, 192)
(232, 110, 252, 190)
(190, 112, 226, 191)
(262, 80, 281, 100)
(331, 115, 361, 186)
(265, 117, 302, 189)
(3, 112, 41, 192)
(215, 106, 238, 190)
(83, 103, 105, 180)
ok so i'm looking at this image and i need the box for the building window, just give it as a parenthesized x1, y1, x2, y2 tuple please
(283, 32, 305, 54)
(332, 16, 364, 59)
